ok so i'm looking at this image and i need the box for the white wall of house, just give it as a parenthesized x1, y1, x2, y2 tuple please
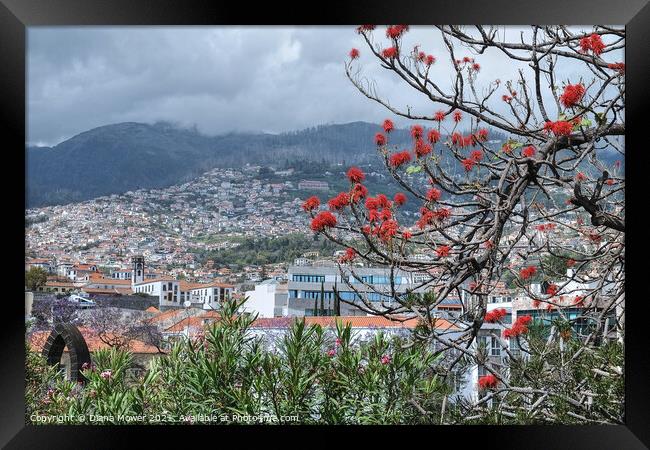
(134, 280, 180, 306)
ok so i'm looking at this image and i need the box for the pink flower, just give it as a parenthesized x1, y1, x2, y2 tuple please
(100, 370, 112, 379)
(349, 48, 360, 60)
(327, 349, 336, 357)
(380, 354, 392, 365)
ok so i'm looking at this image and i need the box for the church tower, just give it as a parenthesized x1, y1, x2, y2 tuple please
(132, 255, 145, 286)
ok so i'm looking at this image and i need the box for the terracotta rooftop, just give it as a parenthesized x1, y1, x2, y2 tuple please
(28, 327, 163, 355)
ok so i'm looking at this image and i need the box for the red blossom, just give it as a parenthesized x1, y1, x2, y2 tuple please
(401, 230, 412, 240)
(503, 315, 533, 339)
(566, 259, 577, 268)
(377, 219, 399, 242)
(470, 149, 484, 162)
(414, 139, 433, 158)
(346, 166, 366, 183)
(425, 55, 436, 66)
(375, 133, 387, 146)
(380, 354, 392, 365)
(576, 172, 586, 181)
(478, 374, 499, 390)
(328, 192, 350, 211)
(453, 110, 462, 123)
(426, 187, 442, 202)
(544, 120, 573, 136)
(389, 150, 412, 168)
(427, 129, 441, 144)
(472, 63, 481, 71)
(606, 178, 614, 186)
(311, 211, 337, 232)
(546, 284, 559, 296)
(393, 192, 407, 206)
(382, 119, 394, 133)
(519, 266, 537, 280)
(434, 110, 446, 121)
(339, 247, 357, 263)
(349, 48, 360, 59)
(560, 83, 586, 108)
(351, 184, 368, 202)
(386, 25, 409, 39)
(502, 142, 513, 153)
(436, 245, 450, 257)
(522, 145, 536, 158)
(302, 196, 320, 212)
(451, 132, 463, 146)
(382, 47, 399, 59)
(476, 128, 489, 141)
(375, 194, 391, 208)
(356, 25, 376, 33)
(484, 308, 507, 323)
(462, 158, 476, 172)
(433, 208, 451, 221)
(411, 125, 424, 140)
(502, 94, 513, 103)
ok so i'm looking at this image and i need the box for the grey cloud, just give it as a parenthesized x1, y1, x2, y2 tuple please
(27, 26, 623, 146)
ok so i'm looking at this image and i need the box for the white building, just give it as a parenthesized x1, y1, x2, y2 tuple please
(188, 282, 234, 310)
(243, 279, 288, 318)
(133, 278, 180, 307)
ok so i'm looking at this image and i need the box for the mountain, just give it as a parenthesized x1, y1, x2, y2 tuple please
(26, 121, 420, 208)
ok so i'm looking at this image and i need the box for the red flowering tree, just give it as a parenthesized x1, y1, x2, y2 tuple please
(306, 25, 625, 423)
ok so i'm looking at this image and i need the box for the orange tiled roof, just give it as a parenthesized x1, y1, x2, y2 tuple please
(146, 308, 185, 324)
(28, 327, 162, 354)
(133, 277, 177, 285)
(145, 306, 160, 313)
(251, 315, 460, 331)
(164, 316, 219, 333)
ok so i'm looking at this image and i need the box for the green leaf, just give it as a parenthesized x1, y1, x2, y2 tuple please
(405, 165, 422, 174)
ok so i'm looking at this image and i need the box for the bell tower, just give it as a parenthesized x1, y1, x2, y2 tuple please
(132, 255, 145, 286)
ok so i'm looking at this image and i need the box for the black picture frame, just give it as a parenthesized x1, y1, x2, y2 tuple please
(4, 0, 649, 447)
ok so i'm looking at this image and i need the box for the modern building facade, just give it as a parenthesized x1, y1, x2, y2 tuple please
(287, 264, 460, 317)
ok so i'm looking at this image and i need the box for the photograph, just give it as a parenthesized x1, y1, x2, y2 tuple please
(12, 16, 638, 435)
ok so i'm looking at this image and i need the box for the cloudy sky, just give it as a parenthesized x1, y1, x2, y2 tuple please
(27, 26, 622, 146)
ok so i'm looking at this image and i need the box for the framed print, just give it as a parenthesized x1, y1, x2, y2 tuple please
(3, 0, 649, 447)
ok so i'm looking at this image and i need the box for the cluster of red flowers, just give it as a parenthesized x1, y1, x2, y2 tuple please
(339, 247, 357, 263)
(566, 258, 577, 268)
(502, 94, 513, 103)
(382, 119, 394, 133)
(453, 110, 463, 123)
(382, 47, 399, 59)
(469, 149, 484, 162)
(311, 211, 337, 232)
(347, 166, 366, 183)
(427, 129, 441, 144)
(503, 315, 533, 339)
(386, 25, 409, 39)
(380, 354, 392, 365)
(426, 187, 442, 202)
(328, 192, 350, 211)
(435, 245, 450, 257)
(411, 125, 424, 140)
(607, 62, 625, 74)
(546, 283, 560, 296)
(349, 48, 360, 60)
(471, 63, 480, 71)
(414, 139, 433, 158)
(535, 222, 556, 232)
(544, 120, 574, 136)
(576, 172, 586, 181)
(302, 196, 321, 212)
(389, 150, 412, 168)
(434, 110, 446, 121)
(393, 192, 407, 206)
(579, 33, 606, 56)
(478, 374, 499, 390)
(502, 142, 513, 153)
(484, 308, 507, 323)
(356, 25, 376, 33)
(416, 50, 436, 66)
(351, 183, 368, 203)
(416, 206, 450, 229)
(375, 132, 386, 146)
(522, 145, 536, 158)
(560, 83, 586, 108)
(519, 266, 537, 280)
(462, 158, 476, 172)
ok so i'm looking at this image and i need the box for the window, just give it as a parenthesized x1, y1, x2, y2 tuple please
(292, 274, 325, 283)
(302, 291, 334, 300)
(163, 284, 167, 291)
